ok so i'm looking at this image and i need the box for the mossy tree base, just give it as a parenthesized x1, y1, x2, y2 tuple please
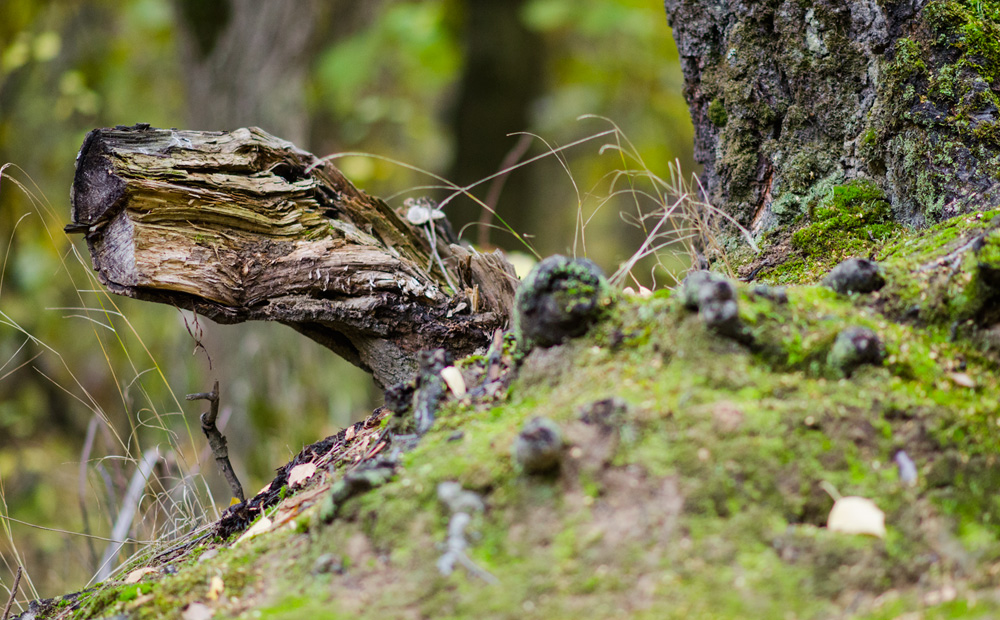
(665, 0, 1000, 239)
(69, 124, 518, 387)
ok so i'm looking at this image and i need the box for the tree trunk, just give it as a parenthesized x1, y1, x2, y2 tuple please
(172, 0, 319, 146)
(663, 0, 1000, 239)
(68, 124, 518, 387)
(446, 0, 545, 243)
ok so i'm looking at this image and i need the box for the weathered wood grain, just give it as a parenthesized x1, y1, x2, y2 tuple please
(69, 124, 518, 386)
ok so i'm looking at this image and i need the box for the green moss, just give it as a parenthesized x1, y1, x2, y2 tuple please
(117, 583, 153, 602)
(513, 255, 615, 353)
(921, 0, 1000, 147)
(925, 1, 1000, 84)
(929, 62, 962, 99)
(972, 120, 1000, 147)
(852, 2, 1000, 223)
(61, 225, 1000, 619)
(708, 98, 728, 127)
(764, 181, 903, 284)
(876, 208, 1000, 325)
(888, 37, 928, 83)
(794, 181, 894, 252)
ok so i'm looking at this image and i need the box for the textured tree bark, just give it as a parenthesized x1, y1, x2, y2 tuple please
(68, 124, 518, 387)
(663, 0, 1000, 238)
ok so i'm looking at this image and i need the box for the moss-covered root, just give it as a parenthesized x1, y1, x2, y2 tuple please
(513, 255, 614, 353)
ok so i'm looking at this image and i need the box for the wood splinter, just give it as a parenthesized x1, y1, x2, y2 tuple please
(187, 381, 245, 503)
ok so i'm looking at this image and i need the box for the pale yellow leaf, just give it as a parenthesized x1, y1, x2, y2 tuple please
(287, 462, 317, 487)
(235, 515, 272, 545)
(949, 372, 976, 388)
(827, 496, 886, 538)
(123, 566, 158, 584)
(207, 576, 224, 601)
(440, 366, 466, 398)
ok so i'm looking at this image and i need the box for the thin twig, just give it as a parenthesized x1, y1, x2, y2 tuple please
(186, 382, 245, 503)
(181, 310, 213, 370)
(2, 565, 22, 620)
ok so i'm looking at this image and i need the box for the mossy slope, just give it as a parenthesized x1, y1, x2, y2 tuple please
(44, 227, 1000, 619)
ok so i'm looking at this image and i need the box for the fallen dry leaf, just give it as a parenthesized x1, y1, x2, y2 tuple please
(182, 602, 214, 620)
(123, 566, 158, 584)
(440, 366, 467, 398)
(273, 483, 330, 527)
(827, 496, 886, 538)
(207, 576, 224, 601)
(287, 462, 317, 487)
(949, 372, 976, 388)
(235, 515, 273, 545)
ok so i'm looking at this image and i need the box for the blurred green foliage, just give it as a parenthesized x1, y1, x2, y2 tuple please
(314, 1, 461, 159)
(0, 0, 693, 599)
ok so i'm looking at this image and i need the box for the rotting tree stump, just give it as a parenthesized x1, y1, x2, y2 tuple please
(68, 124, 518, 387)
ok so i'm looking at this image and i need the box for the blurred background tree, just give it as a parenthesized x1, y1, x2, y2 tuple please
(0, 0, 693, 598)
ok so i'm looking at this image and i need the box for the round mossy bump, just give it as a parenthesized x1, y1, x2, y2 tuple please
(822, 258, 886, 295)
(680, 270, 746, 339)
(827, 326, 885, 377)
(514, 255, 613, 351)
(680, 270, 732, 310)
(513, 416, 563, 474)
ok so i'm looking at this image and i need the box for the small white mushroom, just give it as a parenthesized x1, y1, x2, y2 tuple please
(405, 200, 446, 225)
